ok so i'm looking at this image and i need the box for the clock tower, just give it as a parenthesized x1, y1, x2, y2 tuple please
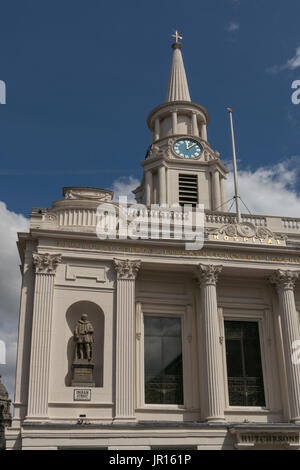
(133, 39, 229, 211)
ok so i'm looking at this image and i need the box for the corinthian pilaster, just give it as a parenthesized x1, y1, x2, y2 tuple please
(197, 264, 225, 421)
(113, 258, 141, 421)
(32, 252, 61, 274)
(27, 253, 61, 419)
(113, 259, 141, 280)
(270, 269, 300, 423)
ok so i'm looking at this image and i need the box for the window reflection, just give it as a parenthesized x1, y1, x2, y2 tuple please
(144, 316, 183, 405)
(225, 320, 266, 407)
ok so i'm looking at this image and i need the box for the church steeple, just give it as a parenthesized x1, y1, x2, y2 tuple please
(166, 42, 191, 102)
(133, 37, 229, 213)
(146, 34, 209, 145)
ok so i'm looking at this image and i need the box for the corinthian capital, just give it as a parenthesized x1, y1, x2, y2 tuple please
(270, 269, 299, 291)
(113, 258, 141, 280)
(33, 253, 62, 274)
(197, 264, 223, 286)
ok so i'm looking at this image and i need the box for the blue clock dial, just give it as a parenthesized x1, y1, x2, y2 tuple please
(173, 139, 202, 159)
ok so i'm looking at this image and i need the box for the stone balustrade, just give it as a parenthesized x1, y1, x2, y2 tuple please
(29, 206, 300, 236)
(281, 218, 300, 231)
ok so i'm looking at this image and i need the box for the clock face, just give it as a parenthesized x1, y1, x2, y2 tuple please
(173, 139, 202, 159)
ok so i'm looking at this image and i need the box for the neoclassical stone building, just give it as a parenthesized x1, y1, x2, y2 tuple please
(6, 40, 300, 450)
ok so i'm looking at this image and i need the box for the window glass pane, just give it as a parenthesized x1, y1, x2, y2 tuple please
(224, 320, 266, 407)
(226, 338, 243, 378)
(144, 316, 183, 405)
(144, 336, 162, 380)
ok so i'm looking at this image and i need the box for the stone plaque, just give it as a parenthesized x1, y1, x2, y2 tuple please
(73, 389, 91, 401)
(72, 361, 95, 387)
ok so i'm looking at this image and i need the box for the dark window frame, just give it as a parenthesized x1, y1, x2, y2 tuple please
(224, 319, 266, 408)
(143, 314, 184, 406)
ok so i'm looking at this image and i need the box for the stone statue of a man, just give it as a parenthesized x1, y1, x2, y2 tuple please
(74, 314, 94, 361)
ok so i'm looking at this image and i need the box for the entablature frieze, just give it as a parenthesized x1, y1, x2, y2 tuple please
(22, 237, 300, 279)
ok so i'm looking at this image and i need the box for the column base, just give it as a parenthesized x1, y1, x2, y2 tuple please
(113, 417, 137, 424)
(205, 416, 226, 423)
(291, 418, 300, 424)
(24, 417, 50, 423)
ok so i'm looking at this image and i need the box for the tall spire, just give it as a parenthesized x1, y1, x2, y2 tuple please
(166, 38, 191, 103)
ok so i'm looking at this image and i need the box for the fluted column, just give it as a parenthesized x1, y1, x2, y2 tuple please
(27, 253, 61, 419)
(197, 264, 225, 421)
(113, 259, 141, 422)
(270, 270, 300, 423)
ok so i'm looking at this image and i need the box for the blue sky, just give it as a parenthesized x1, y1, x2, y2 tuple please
(0, 0, 299, 216)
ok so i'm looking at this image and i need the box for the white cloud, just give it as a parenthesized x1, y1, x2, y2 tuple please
(111, 176, 140, 203)
(225, 157, 300, 216)
(287, 46, 300, 70)
(227, 22, 240, 33)
(269, 45, 300, 73)
(0, 202, 29, 399)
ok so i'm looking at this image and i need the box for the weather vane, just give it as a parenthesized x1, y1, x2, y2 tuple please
(172, 30, 183, 43)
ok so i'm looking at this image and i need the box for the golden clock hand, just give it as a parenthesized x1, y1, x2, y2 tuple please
(187, 143, 196, 150)
(185, 140, 189, 150)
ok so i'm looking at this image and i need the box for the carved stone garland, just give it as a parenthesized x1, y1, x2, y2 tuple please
(205, 221, 287, 241)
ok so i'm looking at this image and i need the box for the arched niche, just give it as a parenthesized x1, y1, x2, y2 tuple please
(65, 301, 104, 387)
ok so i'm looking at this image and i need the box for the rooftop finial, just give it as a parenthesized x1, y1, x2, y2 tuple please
(172, 30, 183, 43)
(171, 30, 183, 50)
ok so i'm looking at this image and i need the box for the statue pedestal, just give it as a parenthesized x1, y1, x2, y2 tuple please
(71, 360, 95, 387)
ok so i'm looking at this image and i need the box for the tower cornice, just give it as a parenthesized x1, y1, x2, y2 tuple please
(141, 154, 229, 174)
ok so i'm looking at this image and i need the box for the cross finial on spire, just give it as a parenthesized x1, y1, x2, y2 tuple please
(172, 30, 183, 43)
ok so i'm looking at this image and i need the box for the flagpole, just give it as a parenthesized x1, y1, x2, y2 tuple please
(227, 108, 242, 224)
